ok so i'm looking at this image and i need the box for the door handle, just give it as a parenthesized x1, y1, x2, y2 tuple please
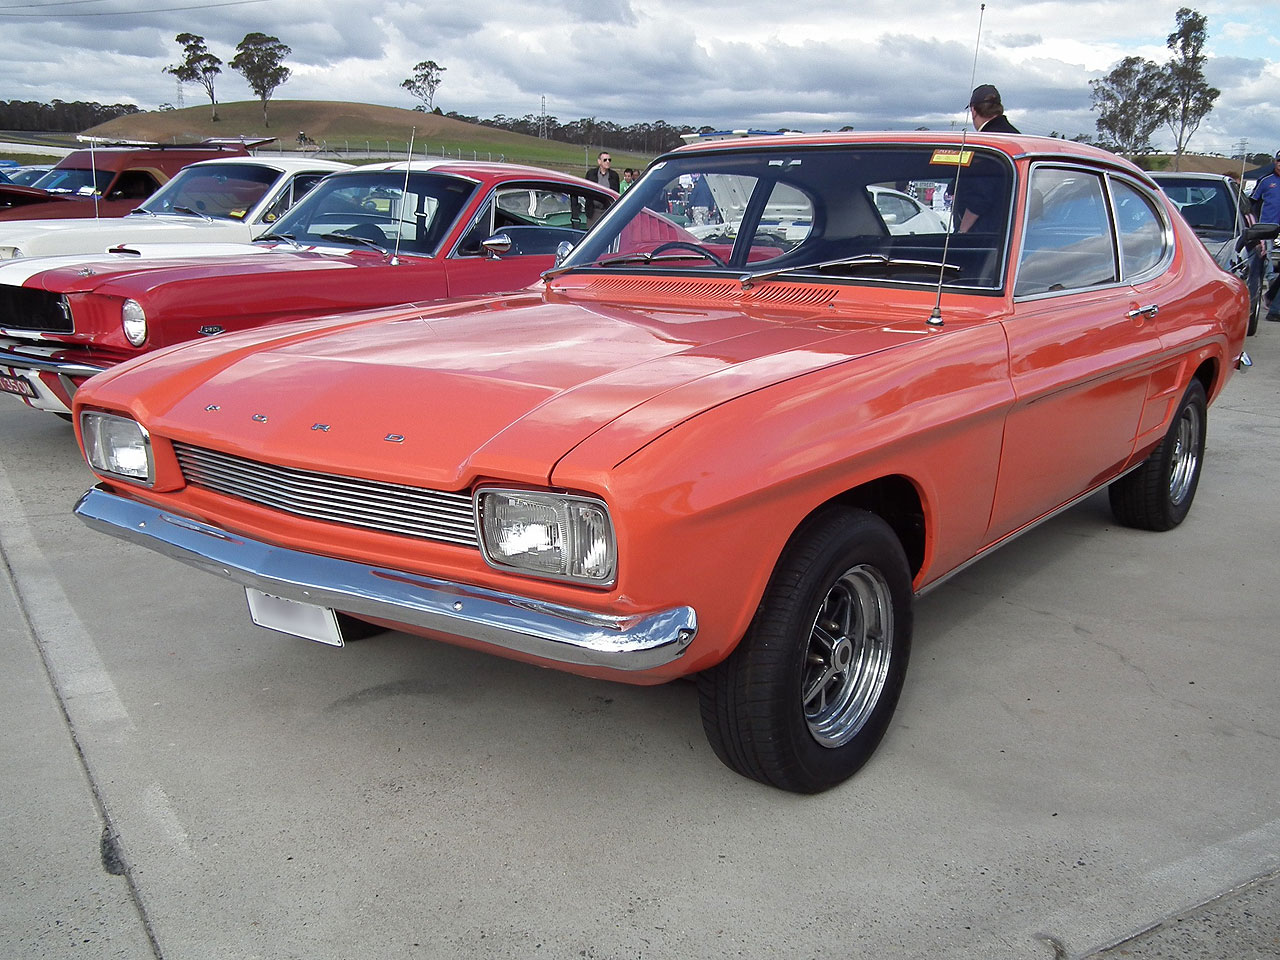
(1127, 304, 1159, 320)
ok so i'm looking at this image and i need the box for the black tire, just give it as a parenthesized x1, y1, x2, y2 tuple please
(697, 507, 913, 793)
(1108, 379, 1207, 531)
(1247, 263, 1262, 336)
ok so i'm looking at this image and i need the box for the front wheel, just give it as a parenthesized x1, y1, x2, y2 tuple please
(697, 508, 913, 793)
(1108, 379, 1207, 531)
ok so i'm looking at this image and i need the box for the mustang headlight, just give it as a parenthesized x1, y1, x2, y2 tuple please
(0, 246, 21, 259)
(80, 411, 154, 485)
(121, 298, 147, 346)
(477, 489, 616, 584)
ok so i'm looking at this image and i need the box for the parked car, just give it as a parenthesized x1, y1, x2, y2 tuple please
(70, 132, 1250, 793)
(0, 160, 615, 415)
(0, 138, 262, 221)
(0, 156, 351, 261)
(1150, 171, 1276, 334)
(2, 164, 55, 187)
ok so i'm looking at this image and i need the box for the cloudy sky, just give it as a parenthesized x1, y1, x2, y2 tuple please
(1, 0, 1276, 155)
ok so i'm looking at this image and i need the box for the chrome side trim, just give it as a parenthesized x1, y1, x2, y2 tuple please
(74, 488, 697, 671)
(915, 468, 1140, 598)
(0, 347, 106, 379)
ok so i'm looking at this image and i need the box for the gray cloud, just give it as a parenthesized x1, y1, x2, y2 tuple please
(0, 0, 1272, 154)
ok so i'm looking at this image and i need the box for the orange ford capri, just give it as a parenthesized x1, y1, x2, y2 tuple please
(71, 132, 1251, 792)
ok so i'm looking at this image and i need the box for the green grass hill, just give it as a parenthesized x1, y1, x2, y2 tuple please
(79, 100, 648, 174)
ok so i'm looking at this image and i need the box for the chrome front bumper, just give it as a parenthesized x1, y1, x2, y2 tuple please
(0, 346, 107, 379)
(74, 487, 698, 671)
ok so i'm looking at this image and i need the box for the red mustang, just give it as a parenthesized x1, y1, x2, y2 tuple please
(71, 133, 1249, 792)
(0, 160, 615, 415)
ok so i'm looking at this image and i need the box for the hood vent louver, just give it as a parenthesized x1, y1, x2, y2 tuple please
(582, 276, 836, 308)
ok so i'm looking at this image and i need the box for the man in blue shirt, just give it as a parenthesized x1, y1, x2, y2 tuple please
(1252, 151, 1280, 321)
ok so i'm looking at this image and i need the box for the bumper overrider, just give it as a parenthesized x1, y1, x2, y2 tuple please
(0, 343, 107, 414)
(74, 487, 698, 671)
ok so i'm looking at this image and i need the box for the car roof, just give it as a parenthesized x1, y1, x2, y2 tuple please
(668, 130, 1150, 178)
(328, 159, 608, 190)
(182, 156, 352, 174)
(1149, 171, 1232, 182)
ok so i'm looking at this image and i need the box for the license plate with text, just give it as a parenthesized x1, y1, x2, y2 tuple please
(0, 372, 38, 399)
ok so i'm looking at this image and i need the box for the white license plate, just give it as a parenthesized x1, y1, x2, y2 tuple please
(245, 588, 344, 646)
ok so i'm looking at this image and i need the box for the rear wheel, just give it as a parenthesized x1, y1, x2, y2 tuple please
(697, 508, 912, 793)
(1108, 379, 1207, 531)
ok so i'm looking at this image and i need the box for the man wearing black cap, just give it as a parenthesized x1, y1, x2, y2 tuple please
(969, 84, 1019, 134)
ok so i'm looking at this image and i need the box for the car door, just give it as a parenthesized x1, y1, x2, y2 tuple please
(987, 164, 1168, 541)
(443, 183, 610, 298)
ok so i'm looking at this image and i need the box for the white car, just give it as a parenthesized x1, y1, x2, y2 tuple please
(686, 181, 948, 243)
(0, 156, 351, 260)
(868, 185, 949, 234)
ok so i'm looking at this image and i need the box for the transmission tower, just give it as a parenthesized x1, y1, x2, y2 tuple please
(538, 95, 548, 139)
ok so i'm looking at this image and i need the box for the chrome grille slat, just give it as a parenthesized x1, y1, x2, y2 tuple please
(172, 442, 479, 548)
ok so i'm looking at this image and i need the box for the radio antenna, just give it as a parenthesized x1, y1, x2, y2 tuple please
(391, 127, 415, 266)
(928, 2, 986, 328)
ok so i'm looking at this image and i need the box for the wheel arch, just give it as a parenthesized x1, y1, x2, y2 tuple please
(790, 474, 927, 581)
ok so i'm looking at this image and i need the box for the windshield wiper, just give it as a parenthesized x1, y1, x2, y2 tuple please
(739, 254, 959, 289)
(544, 250, 724, 280)
(256, 232, 301, 248)
(128, 207, 156, 217)
(318, 231, 387, 251)
(172, 205, 213, 222)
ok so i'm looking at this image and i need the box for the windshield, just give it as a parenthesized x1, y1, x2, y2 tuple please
(139, 163, 280, 220)
(265, 170, 478, 256)
(561, 144, 1014, 289)
(29, 167, 113, 195)
(1153, 177, 1241, 239)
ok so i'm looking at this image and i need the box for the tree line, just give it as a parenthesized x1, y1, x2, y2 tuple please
(441, 112, 723, 155)
(0, 99, 140, 132)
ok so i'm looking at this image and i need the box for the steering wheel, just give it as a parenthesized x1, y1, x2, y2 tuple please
(650, 240, 728, 267)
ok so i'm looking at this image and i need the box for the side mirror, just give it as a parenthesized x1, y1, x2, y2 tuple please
(553, 240, 575, 266)
(1245, 222, 1280, 242)
(481, 233, 513, 258)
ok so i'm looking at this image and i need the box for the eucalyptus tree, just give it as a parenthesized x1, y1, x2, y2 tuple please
(163, 33, 223, 121)
(230, 33, 291, 127)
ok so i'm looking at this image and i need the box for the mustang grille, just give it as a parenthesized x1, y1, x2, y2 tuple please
(0, 285, 72, 333)
(172, 443, 479, 548)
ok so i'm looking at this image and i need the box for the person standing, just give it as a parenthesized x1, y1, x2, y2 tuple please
(1251, 151, 1280, 321)
(969, 84, 1019, 134)
(580, 151, 619, 224)
(585, 151, 620, 191)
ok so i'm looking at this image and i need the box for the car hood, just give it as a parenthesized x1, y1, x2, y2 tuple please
(82, 282, 983, 489)
(0, 216, 250, 259)
(0, 244, 340, 292)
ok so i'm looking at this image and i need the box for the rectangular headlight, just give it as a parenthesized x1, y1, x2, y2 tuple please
(477, 489, 616, 584)
(80, 411, 154, 485)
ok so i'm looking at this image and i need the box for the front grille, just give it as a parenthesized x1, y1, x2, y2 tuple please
(172, 443, 479, 549)
(0, 285, 72, 333)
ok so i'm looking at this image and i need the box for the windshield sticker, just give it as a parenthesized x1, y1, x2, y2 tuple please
(930, 149, 975, 167)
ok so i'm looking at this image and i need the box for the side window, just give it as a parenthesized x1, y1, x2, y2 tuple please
(1110, 179, 1167, 279)
(1015, 168, 1117, 297)
(260, 173, 326, 223)
(109, 169, 160, 200)
(455, 199, 494, 256)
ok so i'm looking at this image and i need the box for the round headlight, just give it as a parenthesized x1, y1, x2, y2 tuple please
(121, 299, 147, 346)
(0, 246, 21, 259)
